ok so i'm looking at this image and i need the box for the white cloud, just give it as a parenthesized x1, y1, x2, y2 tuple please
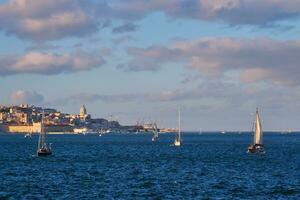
(0, 51, 105, 76)
(125, 37, 300, 85)
(10, 90, 44, 104)
(0, 0, 98, 41)
(108, 0, 300, 26)
(1, 0, 300, 42)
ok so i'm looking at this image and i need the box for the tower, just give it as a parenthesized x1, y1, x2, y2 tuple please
(80, 105, 87, 117)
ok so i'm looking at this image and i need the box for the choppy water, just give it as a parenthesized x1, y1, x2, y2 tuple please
(0, 132, 299, 199)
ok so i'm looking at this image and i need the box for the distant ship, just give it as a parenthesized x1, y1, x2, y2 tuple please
(74, 127, 97, 135)
(174, 108, 182, 147)
(159, 128, 177, 133)
(248, 108, 265, 154)
(73, 127, 88, 134)
(37, 112, 52, 156)
(99, 128, 109, 136)
(281, 129, 293, 134)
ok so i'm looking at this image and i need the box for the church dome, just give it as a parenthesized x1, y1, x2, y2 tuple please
(80, 105, 87, 116)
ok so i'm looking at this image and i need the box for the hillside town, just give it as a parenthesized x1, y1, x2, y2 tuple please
(0, 104, 139, 134)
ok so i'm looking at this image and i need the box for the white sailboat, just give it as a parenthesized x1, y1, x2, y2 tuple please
(151, 123, 159, 142)
(174, 108, 182, 146)
(37, 112, 52, 156)
(248, 108, 265, 154)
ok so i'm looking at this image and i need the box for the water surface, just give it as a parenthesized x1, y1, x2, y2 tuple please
(0, 132, 299, 199)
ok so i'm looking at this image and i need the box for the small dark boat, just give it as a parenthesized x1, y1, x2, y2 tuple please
(37, 147, 52, 156)
(247, 108, 265, 154)
(248, 144, 264, 154)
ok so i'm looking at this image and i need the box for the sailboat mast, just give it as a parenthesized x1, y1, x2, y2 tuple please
(154, 123, 158, 138)
(38, 118, 42, 150)
(253, 110, 257, 145)
(178, 107, 181, 141)
(38, 111, 45, 149)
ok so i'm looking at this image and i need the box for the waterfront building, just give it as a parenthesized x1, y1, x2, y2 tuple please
(79, 105, 90, 121)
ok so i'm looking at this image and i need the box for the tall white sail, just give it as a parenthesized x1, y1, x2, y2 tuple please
(174, 107, 182, 146)
(152, 122, 159, 141)
(38, 113, 46, 150)
(253, 109, 263, 145)
(174, 108, 181, 145)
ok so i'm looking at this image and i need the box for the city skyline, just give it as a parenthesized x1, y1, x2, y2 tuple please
(1, 0, 300, 131)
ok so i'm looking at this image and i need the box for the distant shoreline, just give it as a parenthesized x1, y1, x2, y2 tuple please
(0, 131, 299, 135)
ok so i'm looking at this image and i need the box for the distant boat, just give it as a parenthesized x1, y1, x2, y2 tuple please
(74, 127, 88, 135)
(151, 123, 159, 142)
(248, 108, 265, 154)
(174, 108, 182, 147)
(74, 127, 97, 135)
(24, 132, 31, 138)
(37, 112, 52, 156)
(281, 129, 292, 134)
(99, 128, 105, 137)
(25, 127, 33, 138)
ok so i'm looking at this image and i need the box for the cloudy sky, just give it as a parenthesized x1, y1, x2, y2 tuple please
(1, 0, 300, 131)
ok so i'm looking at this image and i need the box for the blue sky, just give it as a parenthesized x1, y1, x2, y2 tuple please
(1, 0, 300, 131)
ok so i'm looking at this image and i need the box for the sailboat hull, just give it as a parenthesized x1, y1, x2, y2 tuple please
(37, 149, 52, 156)
(247, 144, 265, 154)
(174, 140, 181, 146)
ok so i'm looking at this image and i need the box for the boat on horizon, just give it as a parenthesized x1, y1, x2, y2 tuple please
(199, 128, 202, 135)
(248, 108, 265, 154)
(37, 112, 52, 156)
(99, 128, 106, 137)
(174, 108, 182, 147)
(74, 127, 98, 135)
(24, 127, 33, 138)
(281, 129, 293, 134)
(151, 123, 159, 142)
(24, 132, 31, 138)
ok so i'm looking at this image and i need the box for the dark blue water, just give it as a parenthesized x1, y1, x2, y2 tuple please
(0, 133, 299, 199)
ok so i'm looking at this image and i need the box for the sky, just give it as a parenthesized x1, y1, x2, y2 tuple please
(1, 0, 300, 131)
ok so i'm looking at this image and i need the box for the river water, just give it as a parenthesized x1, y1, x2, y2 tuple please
(0, 133, 299, 199)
